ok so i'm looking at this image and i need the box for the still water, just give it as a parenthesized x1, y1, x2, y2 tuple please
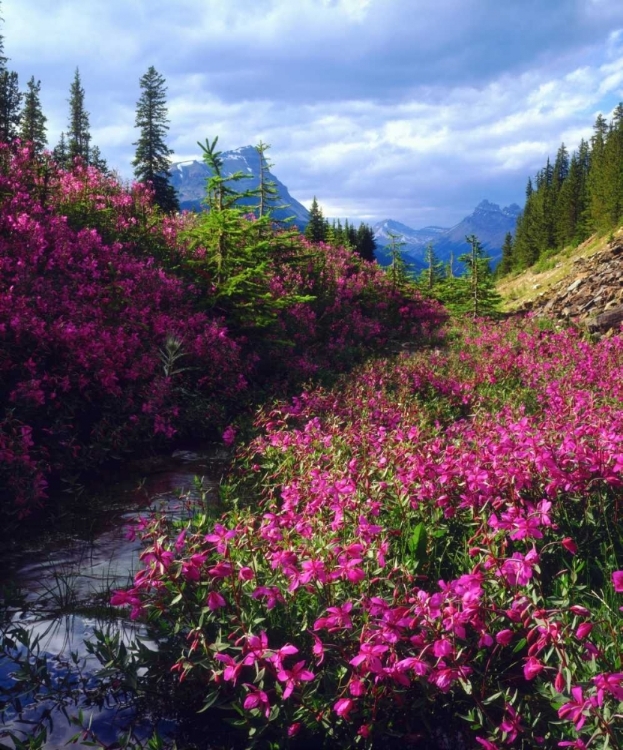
(0, 448, 226, 748)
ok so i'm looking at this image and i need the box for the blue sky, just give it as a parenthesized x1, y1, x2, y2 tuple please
(5, 0, 623, 227)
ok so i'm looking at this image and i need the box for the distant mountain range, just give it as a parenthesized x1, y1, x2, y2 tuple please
(168, 148, 521, 270)
(373, 200, 521, 271)
(168, 145, 310, 228)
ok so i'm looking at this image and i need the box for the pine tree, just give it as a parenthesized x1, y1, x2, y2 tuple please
(67, 68, 90, 163)
(89, 145, 108, 173)
(355, 223, 377, 262)
(0, 10, 21, 144)
(587, 114, 610, 230)
(255, 140, 283, 219)
(133, 65, 178, 213)
(419, 242, 445, 290)
(457, 235, 501, 317)
(52, 132, 69, 168)
(495, 232, 515, 277)
(387, 231, 411, 289)
(304, 197, 327, 243)
(19, 76, 46, 153)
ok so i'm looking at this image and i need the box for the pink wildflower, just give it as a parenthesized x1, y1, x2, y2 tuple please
(334, 697, 355, 719)
(243, 685, 270, 718)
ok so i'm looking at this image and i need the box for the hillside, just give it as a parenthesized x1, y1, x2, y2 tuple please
(497, 227, 623, 329)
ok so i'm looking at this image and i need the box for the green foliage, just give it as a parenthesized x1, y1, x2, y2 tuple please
(504, 105, 623, 278)
(67, 68, 91, 163)
(133, 66, 178, 213)
(304, 196, 327, 243)
(181, 136, 313, 332)
(0, 13, 22, 145)
(419, 242, 445, 291)
(19, 76, 46, 154)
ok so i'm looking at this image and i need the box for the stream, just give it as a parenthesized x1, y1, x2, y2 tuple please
(0, 446, 227, 749)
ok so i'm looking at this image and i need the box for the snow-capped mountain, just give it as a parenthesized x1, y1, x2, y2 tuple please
(373, 200, 521, 269)
(168, 145, 310, 228)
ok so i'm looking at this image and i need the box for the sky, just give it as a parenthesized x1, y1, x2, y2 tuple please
(5, 0, 623, 228)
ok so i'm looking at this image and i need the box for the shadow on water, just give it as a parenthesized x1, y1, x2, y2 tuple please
(0, 446, 228, 749)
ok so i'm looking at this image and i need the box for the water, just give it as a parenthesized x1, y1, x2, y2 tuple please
(0, 447, 227, 748)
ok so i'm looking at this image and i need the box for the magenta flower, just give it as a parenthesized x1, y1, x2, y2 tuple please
(593, 672, 623, 701)
(612, 570, 623, 592)
(222, 425, 236, 446)
(495, 629, 514, 646)
(500, 704, 523, 742)
(498, 548, 539, 586)
(313, 601, 354, 632)
(558, 686, 591, 730)
(204, 524, 237, 554)
(334, 697, 354, 719)
(277, 660, 314, 699)
(243, 685, 270, 718)
(523, 656, 545, 680)
(575, 622, 593, 640)
(207, 590, 226, 611)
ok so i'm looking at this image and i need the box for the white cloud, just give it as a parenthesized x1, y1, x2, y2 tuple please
(5, 0, 623, 226)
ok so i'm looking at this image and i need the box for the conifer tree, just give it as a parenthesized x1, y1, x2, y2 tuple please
(52, 132, 69, 168)
(587, 114, 609, 230)
(496, 232, 515, 277)
(387, 231, 411, 289)
(417, 242, 445, 292)
(89, 145, 108, 174)
(133, 65, 178, 213)
(0, 9, 21, 144)
(19, 76, 46, 153)
(304, 197, 327, 243)
(67, 68, 91, 163)
(355, 223, 377, 262)
(255, 140, 281, 219)
(457, 235, 501, 317)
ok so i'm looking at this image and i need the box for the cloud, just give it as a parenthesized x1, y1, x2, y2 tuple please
(4, 0, 623, 226)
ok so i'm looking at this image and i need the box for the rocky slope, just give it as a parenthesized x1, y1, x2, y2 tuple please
(498, 229, 623, 332)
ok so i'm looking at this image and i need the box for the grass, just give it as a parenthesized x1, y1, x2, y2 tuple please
(496, 228, 622, 311)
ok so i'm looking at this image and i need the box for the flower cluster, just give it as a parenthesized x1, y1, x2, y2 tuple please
(116, 317, 623, 747)
(1, 144, 444, 517)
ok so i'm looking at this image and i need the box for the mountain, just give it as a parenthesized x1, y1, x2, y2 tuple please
(373, 200, 521, 271)
(168, 146, 310, 228)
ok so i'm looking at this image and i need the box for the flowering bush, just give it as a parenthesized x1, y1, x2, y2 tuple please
(0, 144, 444, 518)
(116, 318, 623, 748)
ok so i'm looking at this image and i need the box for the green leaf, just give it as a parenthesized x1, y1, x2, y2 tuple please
(408, 522, 428, 564)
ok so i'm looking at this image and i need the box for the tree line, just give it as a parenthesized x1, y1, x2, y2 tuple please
(499, 105, 623, 275)
(304, 196, 377, 262)
(0, 2, 179, 212)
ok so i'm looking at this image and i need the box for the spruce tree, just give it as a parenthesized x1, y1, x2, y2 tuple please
(420, 242, 445, 290)
(19, 76, 47, 153)
(0, 9, 21, 144)
(89, 145, 108, 173)
(52, 132, 69, 168)
(133, 65, 178, 213)
(255, 140, 282, 219)
(355, 223, 377, 262)
(304, 197, 327, 243)
(496, 232, 515, 277)
(67, 68, 91, 163)
(457, 235, 501, 317)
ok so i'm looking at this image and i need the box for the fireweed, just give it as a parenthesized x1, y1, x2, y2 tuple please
(0, 142, 444, 517)
(115, 318, 623, 748)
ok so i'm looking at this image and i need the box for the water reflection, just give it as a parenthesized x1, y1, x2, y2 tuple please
(0, 447, 224, 748)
